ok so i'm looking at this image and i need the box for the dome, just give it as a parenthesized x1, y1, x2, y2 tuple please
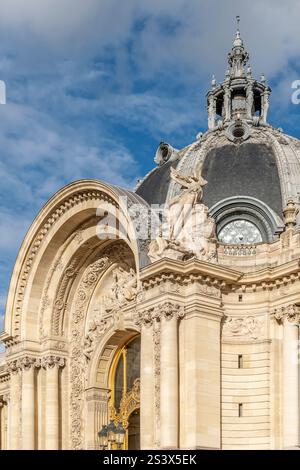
(135, 155, 180, 205)
(136, 126, 300, 243)
(136, 24, 300, 244)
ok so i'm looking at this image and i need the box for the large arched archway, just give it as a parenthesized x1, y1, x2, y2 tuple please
(1, 180, 148, 450)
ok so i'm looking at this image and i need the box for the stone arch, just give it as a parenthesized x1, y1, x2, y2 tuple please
(64, 235, 141, 449)
(4, 179, 150, 341)
(84, 328, 140, 449)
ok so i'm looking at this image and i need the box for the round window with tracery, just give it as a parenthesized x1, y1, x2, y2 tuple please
(218, 219, 262, 244)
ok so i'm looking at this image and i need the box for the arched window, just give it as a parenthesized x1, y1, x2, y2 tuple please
(209, 196, 284, 244)
(109, 335, 141, 450)
(218, 219, 263, 244)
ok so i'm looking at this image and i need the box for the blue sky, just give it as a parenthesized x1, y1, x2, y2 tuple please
(1, 0, 300, 330)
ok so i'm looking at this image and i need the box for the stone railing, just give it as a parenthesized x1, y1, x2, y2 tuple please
(218, 243, 257, 256)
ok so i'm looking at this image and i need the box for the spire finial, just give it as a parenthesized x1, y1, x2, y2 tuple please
(235, 15, 241, 40)
(211, 74, 217, 89)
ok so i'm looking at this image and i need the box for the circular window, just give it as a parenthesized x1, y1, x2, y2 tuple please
(225, 121, 251, 142)
(232, 125, 245, 138)
(218, 219, 263, 244)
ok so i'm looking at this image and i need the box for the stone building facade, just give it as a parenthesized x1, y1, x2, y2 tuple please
(1, 24, 300, 450)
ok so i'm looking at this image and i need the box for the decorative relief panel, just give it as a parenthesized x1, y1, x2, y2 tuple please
(222, 315, 265, 340)
(83, 264, 138, 360)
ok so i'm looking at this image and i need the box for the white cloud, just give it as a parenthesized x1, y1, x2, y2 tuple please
(0, 1, 299, 81)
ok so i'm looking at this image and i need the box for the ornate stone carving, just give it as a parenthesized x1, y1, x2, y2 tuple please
(83, 257, 110, 286)
(222, 315, 264, 340)
(70, 242, 131, 449)
(6, 356, 41, 374)
(134, 308, 154, 328)
(41, 356, 65, 369)
(283, 198, 299, 230)
(7, 360, 20, 375)
(82, 264, 137, 359)
(19, 356, 41, 371)
(148, 167, 216, 263)
(135, 302, 184, 327)
(272, 304, 300, 324)
(159, 301, 185, 321)
(105, 266, 137, 312)
(83, 317, 113, 360)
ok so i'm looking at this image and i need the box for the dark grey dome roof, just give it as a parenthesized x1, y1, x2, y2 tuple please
(134, 126, 300, 235)
(202, 141, 282, 217)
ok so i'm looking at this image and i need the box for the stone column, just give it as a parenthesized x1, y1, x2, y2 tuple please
(180, 305, 222, 449)
(7, 361, 21, 450)
(273, 305, 300, 449)
(20, 357, 37, 450)
(282, 317, 299, 448)
(159, 302, 184, 449)
(42, 356, 65, 450)
(139, 313, 155, 449)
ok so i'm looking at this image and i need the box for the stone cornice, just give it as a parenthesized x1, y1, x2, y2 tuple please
(2, 337, 68, 358)
(0, 372, 10, 383)
(140, 258, 300, 292)
(239, 259, 300, 285)
(0, 332, 19, 349)
(140, 258, 242, 285)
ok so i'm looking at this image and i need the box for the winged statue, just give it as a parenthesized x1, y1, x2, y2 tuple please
(169, 166, 208, 208)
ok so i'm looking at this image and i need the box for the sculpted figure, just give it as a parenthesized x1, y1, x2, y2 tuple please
(148, 166, 216, 262)
(246, 83, 254, 119)
(207, 94, 216, 130)
(168, 166, 207, 240)
(223, 86, 232, 121)
(107, 266, 137, 307)
(261, 90, 270, 124)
